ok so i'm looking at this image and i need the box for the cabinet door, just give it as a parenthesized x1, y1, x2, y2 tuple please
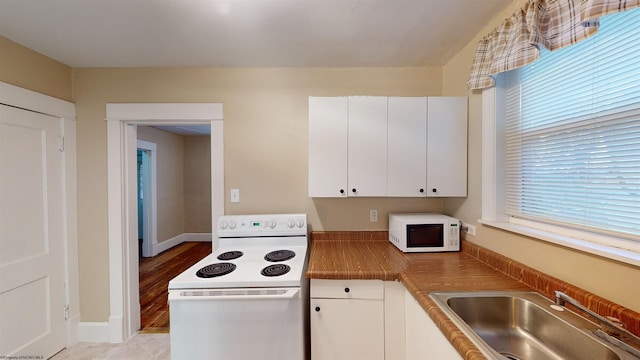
(426, 97, 468, 197)
(308, 97, 348, 197)
(311, 298, 384, 360)
(347, 96, 387, 196)
(388, 97, 427, 197)
(405, 291, 462, 360)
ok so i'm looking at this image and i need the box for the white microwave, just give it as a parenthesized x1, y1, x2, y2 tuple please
(389, 213, 460, 253)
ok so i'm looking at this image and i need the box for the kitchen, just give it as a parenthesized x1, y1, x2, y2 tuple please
(1, 0, 639, 359)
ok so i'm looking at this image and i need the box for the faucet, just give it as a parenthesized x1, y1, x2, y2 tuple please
(554, 291, 640, 358)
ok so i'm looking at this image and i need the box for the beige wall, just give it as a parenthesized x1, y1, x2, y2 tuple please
(0, 36, 72, 101)
(137, 126, 186, 243)
(73, 66, 443, 321)
(184, 136, 212, 233)
(442, 0, 640, 313)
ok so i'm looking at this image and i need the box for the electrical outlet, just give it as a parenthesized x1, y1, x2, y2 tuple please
(230, 189, 240, 203)
(369, 209, 378, 222)
(462, 222, 476, 236)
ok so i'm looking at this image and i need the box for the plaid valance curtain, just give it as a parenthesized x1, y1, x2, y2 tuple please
(467, 0, 640, 90)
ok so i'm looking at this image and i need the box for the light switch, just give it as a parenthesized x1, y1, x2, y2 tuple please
(231, 189, 240, 203)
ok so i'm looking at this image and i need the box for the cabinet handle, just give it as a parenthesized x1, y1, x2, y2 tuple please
(339, 189, 345, 194)
(352, 188, 357, 193)
(344, 287, 350, 293)
(419, 188, 424, 193)
(432, 188, 437, 193)
(315, 306, 320, 312)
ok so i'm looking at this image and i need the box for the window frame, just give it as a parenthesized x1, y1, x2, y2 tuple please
(481, 85, 640, 267)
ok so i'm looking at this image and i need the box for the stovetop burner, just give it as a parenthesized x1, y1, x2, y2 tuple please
(217, 251, 244, 261)
(261, 264, 291, 277)
(264, 249, 296, 262)
(196, 263, 236, 278)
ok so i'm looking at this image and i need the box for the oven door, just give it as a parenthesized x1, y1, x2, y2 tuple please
(169, 287, 304, 360)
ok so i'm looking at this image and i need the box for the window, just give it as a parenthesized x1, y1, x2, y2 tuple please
(483, 7, 640, 264)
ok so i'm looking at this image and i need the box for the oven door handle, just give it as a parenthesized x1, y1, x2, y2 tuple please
(169, 288, 301, 301)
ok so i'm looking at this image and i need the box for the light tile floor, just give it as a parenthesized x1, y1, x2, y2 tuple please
(50, 334, 170, 360)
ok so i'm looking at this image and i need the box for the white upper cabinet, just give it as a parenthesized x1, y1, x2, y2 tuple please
(347, 96, 388, 196)
(308, 96, 387, 197)
(387, 97, 428, 197)
(308, 96, 467, 198)
(426, 97, 468, 197)
(308, 96, 348, 197)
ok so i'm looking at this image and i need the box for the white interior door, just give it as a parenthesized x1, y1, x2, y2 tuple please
(0, 104, 66, 358)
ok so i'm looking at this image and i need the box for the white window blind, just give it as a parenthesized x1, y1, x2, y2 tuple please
(501, 7, 640, 239)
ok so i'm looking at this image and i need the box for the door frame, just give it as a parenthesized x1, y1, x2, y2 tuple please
(136, 140, 157, 258)
(106, 103, 224, 342)
(0, 81, 79, 346)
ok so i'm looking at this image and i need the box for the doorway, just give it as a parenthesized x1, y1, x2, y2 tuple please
(106, 103, 224, 342)
(137, 149, 145, 258)
(136, 125, 213, 332)
(136, 140, 156, 259)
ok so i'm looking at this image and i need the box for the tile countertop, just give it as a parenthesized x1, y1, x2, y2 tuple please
(305, 231, 640, 360)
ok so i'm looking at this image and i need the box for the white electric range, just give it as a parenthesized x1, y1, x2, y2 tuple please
(168, 213, 309, 360)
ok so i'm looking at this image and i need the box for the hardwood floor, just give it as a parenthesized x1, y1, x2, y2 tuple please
(139, 241, 211, 333)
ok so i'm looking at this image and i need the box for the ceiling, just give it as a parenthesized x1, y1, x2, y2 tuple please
(150, 125, 211, 136)
(0, 0, 510, 68)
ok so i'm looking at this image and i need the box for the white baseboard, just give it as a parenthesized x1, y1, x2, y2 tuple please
(154, 233, 212, 255)
(183, 233, 212, 243)
(78, 322, 110, 343)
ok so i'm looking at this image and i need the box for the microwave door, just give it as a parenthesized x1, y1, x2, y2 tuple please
(406, 224, 444, 248)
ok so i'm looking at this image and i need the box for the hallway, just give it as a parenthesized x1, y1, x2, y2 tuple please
(139, 242, 211, 332)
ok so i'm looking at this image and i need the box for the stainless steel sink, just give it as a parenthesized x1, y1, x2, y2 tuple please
(430, 291, 638, 360)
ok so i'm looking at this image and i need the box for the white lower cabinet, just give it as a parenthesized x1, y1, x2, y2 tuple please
(310, 279, 462, 360)
(404, 290, 462, 360)
(310, 279, 385, 360)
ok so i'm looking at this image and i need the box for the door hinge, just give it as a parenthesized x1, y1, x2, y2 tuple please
(64, 304, 70, 320)
(59, 136, 65, 152)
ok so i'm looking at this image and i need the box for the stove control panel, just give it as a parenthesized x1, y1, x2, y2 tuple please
(217, 213, 307, 237)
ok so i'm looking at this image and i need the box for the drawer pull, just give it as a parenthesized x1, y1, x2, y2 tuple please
(344, 287, 350, 293)
(315, 306, 321, 312)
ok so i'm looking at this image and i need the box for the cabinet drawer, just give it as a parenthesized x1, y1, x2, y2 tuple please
(311, 279, 383, 300)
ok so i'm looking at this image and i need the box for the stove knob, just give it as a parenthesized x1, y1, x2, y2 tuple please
(220, 220, 228, 230)
(229, 220, 237, 229)
(296, 219, 304, 228)
(269, 220, 277, 229)
(287, 219, 295, 228)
